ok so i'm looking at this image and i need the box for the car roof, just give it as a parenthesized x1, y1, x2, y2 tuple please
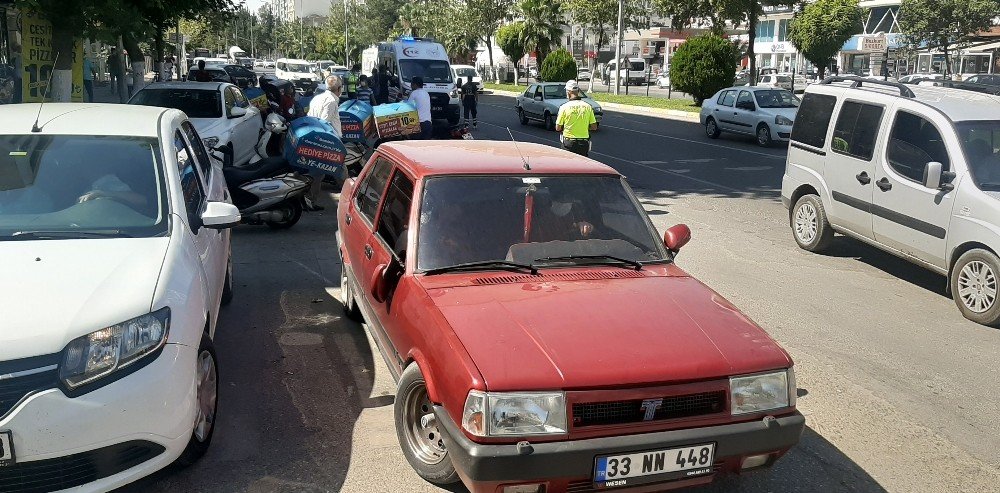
(378, 140, 619, 177)
(0, 103, 173, 137)
(277, 58, 310, 63)
(810, 79, 1000, 122)
(145, 81, 227, 91)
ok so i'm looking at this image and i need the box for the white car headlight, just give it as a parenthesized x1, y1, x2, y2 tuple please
(203, 136, 220, 149)
(59, 308, 170, 391)
(775, 115, 794, 126)
(462, 390, 567, 437)
(730, 369, 794, 415)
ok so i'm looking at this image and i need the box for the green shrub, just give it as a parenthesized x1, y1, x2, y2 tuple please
(670, 34, 739, 106)
(539, 49, 578, 83)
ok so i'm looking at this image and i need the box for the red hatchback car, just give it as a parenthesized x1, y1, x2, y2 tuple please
(336, 141, 804, 493)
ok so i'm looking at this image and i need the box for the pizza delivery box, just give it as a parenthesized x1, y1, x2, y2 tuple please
(373, 101, 421, 139)
(284, 116, 347, 178)
(339, 99, 376, 143)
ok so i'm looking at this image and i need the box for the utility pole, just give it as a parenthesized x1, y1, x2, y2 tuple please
(299, 0, 303, 58)
(344, 0, 349, 66)
(613, 0, 624, 95)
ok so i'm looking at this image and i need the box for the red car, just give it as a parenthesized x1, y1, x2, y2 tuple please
(336, 141, 803, 493)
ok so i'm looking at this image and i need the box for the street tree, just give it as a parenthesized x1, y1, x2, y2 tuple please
(788, 0, 862, 79)
(518, 0, 565, 66)
(467, 0, 515, 68)
(899, 0, 999, 78)
(496, 21, 527, 84)
(360, 0, 408, 44)
(540, 48, 578, 82)
(670, 33, 738, 105)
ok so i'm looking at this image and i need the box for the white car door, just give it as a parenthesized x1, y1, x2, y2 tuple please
(228, 86, 262, 164)
(174, 128, 227, 308)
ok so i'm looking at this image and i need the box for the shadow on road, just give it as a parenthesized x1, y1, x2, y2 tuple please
(807, 236, 949, 299)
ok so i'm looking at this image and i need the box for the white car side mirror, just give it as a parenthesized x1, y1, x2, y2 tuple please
(201, 202, 241, 229)
(923, 161, 943, 189)
(229, 106, 248, 119)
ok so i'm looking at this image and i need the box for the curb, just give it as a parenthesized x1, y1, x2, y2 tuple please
(485, 89, 701, 124)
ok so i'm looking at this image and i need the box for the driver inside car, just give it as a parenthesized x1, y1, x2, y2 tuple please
(530, 190, 595, 242)
(77, 161, 147, 208)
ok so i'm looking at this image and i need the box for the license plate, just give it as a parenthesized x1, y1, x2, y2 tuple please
(0, 431, 15, 467)
(432, 106, 444, 112)
(594, 443, 714, 488)
(461, 133, 474, 140)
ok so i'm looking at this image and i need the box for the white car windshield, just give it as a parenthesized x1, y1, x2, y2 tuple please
(754, 90, 799, 108)
(455, 68, 477, 78)
(284, 63, 310, 72)
(417, 175, 666, 271)
(958, 121, 1000, 191)
(0, 135, 167, 239)
(399, 59, 453, 83)
(130, 89, 222, 119)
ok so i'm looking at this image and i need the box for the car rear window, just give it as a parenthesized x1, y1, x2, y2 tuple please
(790, 93, 837, 149)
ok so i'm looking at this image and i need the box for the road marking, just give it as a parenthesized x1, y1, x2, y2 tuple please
(726, 166, 773, 171)
(477, 121, 741, 193)
(676, 158, 715, 163)
(636, 160, 669, 164)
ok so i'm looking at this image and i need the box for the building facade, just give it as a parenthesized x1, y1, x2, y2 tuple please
(265, 0, 333, 22)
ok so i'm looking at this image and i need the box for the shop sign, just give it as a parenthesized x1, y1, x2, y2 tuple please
(21, 11, 83, 103)
(770, 43, 787, 53)
(861, 35, 887, 53)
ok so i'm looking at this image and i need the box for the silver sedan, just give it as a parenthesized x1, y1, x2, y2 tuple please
(699, 86, 799, 147)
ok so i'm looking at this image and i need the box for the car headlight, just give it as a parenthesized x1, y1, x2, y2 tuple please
(775, 115, 794, 126)
(730, 369, 794, 415)
(203, 136, 220, 149)
(59, 308, 170, 391)
(462, 390, 567, 437)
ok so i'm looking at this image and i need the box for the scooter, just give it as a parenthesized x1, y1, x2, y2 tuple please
(213, 136, 311, 230)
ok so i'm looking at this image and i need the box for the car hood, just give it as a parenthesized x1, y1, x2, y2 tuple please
(0, 238, 170, 360)
(190, 117, 227, 139)
(423, 272, 791, 390)
(760, 106, 799, 120)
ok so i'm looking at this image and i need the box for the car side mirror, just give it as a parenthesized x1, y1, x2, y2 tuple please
(664, 224, 691, 253)
(370, 264, 389, 303)
(229, 106, 248, 119)
(201, 201, 241, 229)
(923, 161, 944, 189)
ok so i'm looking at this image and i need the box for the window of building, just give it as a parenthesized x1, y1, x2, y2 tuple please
(832, 101, 884, 161)
(777, 19, 789, 42)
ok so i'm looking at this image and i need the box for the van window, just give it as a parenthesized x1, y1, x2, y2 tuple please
(629, 61, 645, 71)
(717, 90, 736, 107)
(276, 62, 285, 71)
(831, 101, 884, 161)
(791, 93, 837, 149)
(887, 111, 950, 182)
(398, 59, 452, 83)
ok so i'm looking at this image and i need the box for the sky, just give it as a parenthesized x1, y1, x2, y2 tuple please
(243, 0, 267, 12)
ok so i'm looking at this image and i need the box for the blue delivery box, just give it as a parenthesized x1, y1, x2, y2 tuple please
(339, 100, 376, 143)
(284, 116, 347, 178)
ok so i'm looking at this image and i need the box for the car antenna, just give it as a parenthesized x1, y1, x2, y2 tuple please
(31, 51, 60, 133)
(506, 127, 530, 170)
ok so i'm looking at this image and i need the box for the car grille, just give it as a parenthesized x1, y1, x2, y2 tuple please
(429, 92, 450, 107)
(572, 391, 726, 428)
(0, 441, 165, 493)
(0, 366, 59, 418)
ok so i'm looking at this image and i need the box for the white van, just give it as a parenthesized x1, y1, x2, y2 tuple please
(276, 58, 320, 94)
(377, 37, 460, 124)
(604, 58, 648, 86)
(452, 64, 482, 91)
(782, 76, 1000, 325)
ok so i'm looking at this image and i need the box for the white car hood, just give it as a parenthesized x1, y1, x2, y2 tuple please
(190, 117, 227, 141)
(0, 237, 170, 360)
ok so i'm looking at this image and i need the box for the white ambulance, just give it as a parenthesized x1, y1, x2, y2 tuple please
(376, 37, 461, 124)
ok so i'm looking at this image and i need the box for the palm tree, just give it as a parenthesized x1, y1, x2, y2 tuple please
(518, 0, 564, 65)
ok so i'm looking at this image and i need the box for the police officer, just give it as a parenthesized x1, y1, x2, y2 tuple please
(555, 80, 597, 157)
(346, 63, 361, 99)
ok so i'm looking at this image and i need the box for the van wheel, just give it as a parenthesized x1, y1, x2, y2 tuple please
(756, 124, 773, 147)
(791, 194, 833, 252)
(518, 107, 528, 125)
(394, 364, 460, 485)
(705, 118, 721, 139)
(951, 249, 1000, 326)
(544, 112, 555, 131)
(176, 334, 218, 467)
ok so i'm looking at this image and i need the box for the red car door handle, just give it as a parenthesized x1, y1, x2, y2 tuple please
(364, 244, 373, 260)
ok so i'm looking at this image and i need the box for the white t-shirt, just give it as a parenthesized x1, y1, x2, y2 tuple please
(307, 90, 343, 138)
(408, 88, 432, 123)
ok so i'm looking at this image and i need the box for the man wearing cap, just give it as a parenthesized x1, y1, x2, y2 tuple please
(555, 80, 597, 156)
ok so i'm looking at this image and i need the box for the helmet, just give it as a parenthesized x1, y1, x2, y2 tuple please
(565, 79, 579, 91)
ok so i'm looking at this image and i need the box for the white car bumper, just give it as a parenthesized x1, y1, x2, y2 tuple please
(0, 343, 197, 492)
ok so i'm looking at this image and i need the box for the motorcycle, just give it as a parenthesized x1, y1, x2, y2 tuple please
(213, 138, 311, 230)
(432, 122, 474, 140)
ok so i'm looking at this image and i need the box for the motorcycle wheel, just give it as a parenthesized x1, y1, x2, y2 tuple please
(266, 200, 303, 230)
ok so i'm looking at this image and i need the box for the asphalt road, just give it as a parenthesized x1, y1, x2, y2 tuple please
(123, 94, 1000, 493)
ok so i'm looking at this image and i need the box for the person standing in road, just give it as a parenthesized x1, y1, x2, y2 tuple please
(407, 76, 433, 140)
(346, 64, 361, 99)
(163, 55, 174, 82)
(377, 64, 390, 104)
(369, 68, 381, 103)
(355, 75, 374, 105)
(83, 55, 95, 102)
(460, 77, 479, 128)
(107, 48, 123, 95)
(555, 80, 597, 157)
(194, 59, 212, 82)
(304, 75, 344, 212)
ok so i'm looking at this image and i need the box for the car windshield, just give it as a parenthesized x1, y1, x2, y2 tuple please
(130, 89, 222, 119)
(285, 63, 310, 72)
(0, 135, 167, 239)
(776, 76, 791, 83)
(754, 90, 799, 108)
(224, 66, 251, 76)
(417, 175, 666, 271)
(629, 61, 644, 71)
(455, 68, 477, 78)
(957, 121, 1000, 191)
(398, 59, 453, 83)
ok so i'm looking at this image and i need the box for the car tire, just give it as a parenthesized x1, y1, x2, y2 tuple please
(518, 107, 528, 125)
(394, 363, 460, 485)
(266, 199, 303, 229)
(340, 263, 362, 322)
(791, 194, 833, 253)
(951, 249, 1000, 326)
(220, 254, 234, 306)
(756, 123, 773, 147)
(175, 333, 219, 467)
(544, 112, 555, 131)
(705, 117, 721, 139)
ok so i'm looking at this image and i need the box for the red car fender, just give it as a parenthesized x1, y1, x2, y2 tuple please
(405, 348, 440, 402)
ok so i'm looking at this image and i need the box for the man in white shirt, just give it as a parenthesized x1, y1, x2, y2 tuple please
(407, 76, 433, 139)
(302, 75, 344, 211)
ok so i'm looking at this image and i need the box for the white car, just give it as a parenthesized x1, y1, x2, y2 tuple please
(656, 72, 670, 88)
(0, 103, 238, 491)
(129, 82, 264, 167)
(275, 58, 320, 94)
(452, 64, 482, 90)
(193, 57, 227, 69)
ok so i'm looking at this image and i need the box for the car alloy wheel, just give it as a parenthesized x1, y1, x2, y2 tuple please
(705, 118, 720, 138)
(757, 124, 773, 147)
(518, 107, 528, 125)
(402, 382, 446, 465)
(193, 349, 218, 442)
(794, 202, 818, 245)
(958, 260, 997, 313)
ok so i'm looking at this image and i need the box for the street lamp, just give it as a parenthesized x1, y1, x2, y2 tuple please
(613, 0, 623, 95)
